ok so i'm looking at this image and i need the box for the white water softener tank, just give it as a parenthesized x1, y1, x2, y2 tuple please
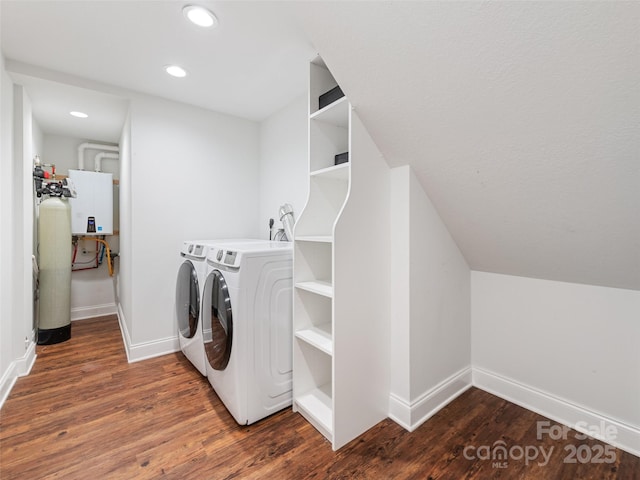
(38, 196, 72, 344)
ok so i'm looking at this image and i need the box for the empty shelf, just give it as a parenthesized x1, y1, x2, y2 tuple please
(310, 162, 349, 180)
(295, 383, 333, 438)
(296, 235, 333, 243)
(295, 281, 333, 298)
(295, 323, 333, 356)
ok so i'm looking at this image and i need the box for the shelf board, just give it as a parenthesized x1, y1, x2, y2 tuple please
(296, 235, 333, 243)
(295, 281, 333, 298)
(295, 383, 333, 438)
(310, 162, 349, 180)
(310, 96, 348, 127)
(295, 323, 333, 356)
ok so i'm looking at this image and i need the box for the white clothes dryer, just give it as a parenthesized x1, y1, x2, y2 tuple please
(175, 239, 263, 376)
(202, 241, 293, 425)
(176, 241, 209, 376)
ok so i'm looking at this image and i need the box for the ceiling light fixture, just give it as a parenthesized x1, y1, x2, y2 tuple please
(182, 5, 218, 28)
(165, 65, 187, 78)
(70, 111, 88, 118)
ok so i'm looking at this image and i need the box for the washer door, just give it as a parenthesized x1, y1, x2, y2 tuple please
(176, 260, 200, 339)
(203, 269, 233, 371)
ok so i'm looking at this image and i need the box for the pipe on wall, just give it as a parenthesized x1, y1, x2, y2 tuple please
(78, 237, 114, 276)
(94, 152, 119, 172)
(77, 143, 119, 170)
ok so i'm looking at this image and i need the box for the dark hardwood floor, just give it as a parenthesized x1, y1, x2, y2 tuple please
(1, 316, 638, 479)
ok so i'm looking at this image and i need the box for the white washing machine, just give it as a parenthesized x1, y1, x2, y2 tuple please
(202, 241, 293, 425)
(175, 239, 262, 376)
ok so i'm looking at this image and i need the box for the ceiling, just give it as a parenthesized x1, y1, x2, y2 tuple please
(8, 71, 129, 142)
(2, 1, 639, 290)
(291, 1, 640, 291)
(1, 0, 315, 141)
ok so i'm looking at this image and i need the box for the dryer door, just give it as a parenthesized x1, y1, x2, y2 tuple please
(176, 260, 200, 339)
(203, 270, 233, 370)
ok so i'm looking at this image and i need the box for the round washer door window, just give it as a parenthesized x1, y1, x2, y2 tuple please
(203, 270, 233, 371)
(176, 261, 200, 339)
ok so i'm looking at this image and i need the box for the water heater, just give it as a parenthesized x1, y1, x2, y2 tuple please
(68, 170, 113, 235)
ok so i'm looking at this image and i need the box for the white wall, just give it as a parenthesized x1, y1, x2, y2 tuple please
(120, 96, 260, 359)
(472, 271, 640, 455)
(389, 165, 471, 430)
(118, 110, 132, 340)
(389, 167, 411, 405)
(409, 169, 471, 395)
(0, 51, 17, 405)
(13, 85, 35, 351)
(1, 74, 37, 407)
(258, 94, 308, 240)
(32, 117, 43, 161)
(67, 266, 118, 321)
(41, 134, 119, 320)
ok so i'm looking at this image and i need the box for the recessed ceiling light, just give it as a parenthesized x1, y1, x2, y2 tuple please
(70, 111, 88, 118)
(165, 65, 187, 78)
(183, 5, 218, 28)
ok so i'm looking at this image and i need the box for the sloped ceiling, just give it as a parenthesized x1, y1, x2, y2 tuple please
(1, 1, 638, 290)
(290, 1, 640, 291)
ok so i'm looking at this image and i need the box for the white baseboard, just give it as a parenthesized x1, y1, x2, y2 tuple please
(71, 303, 117, 321)
(116, 302, 179, 364)
(127, 335, 180, 363)
(473, 366, 640, 458)
(116, 302, 133, 361)
(389, 366, 473, 431)
(0, 340, 37, 409)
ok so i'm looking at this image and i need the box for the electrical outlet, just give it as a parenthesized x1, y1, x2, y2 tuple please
(25, 336, 30, 350)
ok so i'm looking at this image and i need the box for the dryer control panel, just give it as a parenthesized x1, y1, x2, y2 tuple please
(180, 242, 207, 259)
(208, 248, 241, 268)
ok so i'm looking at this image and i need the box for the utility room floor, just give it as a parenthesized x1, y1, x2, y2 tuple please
(1, 315, 637, 479)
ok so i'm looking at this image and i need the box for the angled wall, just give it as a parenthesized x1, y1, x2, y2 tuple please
(389, 165, 471, 430)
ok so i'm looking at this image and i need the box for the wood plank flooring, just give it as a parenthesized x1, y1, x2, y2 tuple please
(1, 316, 638, 479)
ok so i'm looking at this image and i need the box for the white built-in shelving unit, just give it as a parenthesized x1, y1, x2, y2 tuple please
(292, 57, 390, 450)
